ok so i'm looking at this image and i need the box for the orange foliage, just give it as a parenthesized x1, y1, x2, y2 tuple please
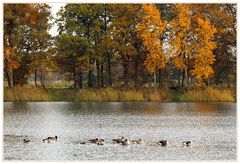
(191, 17, 217, 83)
(137, 4, 167, 74)
(169, 4, 191, 69)
(4, 46, 19, 69)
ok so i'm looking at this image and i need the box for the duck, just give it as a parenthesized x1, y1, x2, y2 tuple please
(96, 140, 104, 145)
(158, 140, 168, 146)
(48, 136, 58, 141)
(43, 138, 51, 143)
(23, 139, 31, 143)
(112, 136, 125, 143)
(132, 139, 144, 144)
(182, 141, 192, 146)
(121, 139, 130, 146)
(80, 142, 86, 145)
(88, 138, 104, 144)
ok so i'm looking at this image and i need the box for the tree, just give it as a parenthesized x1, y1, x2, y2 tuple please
(109, 4, 143, 88)
(169, 4, 192, 87)
(201, 4, 236, 87)
(28, 4, 52, 87)
(4, 4, 52, 87)
(56, 4, 108, 88)
(191, 17, 217, 85)
(137, 4, 167, 89)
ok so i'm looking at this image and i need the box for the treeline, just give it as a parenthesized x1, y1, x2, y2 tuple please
(4, 4, 236, 89)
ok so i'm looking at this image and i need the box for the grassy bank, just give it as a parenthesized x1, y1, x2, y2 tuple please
(4, 86, 235, 102)
(179, 87, 235, 102)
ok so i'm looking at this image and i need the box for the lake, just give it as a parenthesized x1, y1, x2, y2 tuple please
(3, 102, 236, 161)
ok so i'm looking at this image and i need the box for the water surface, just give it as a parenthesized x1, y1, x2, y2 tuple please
(4, 102, 236, 161)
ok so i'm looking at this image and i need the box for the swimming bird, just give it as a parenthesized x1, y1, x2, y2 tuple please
(182, 141, 192, 146)
(48, 136, 58, 141)
(23, 139, 30, 143)
(112, 137, 125, 143)
(96, 140, 104, 145)
(88, 138, 104, 144)
(132, 139, 144, 144)
(43, 138, 51, 143)
(121, 139, 130, 146)
(158, 140, 168, 146)
(80, 142, 86, 145)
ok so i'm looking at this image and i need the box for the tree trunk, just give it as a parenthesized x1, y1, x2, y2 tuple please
(181, 69, 185, 87)
(107, 52, 112, 86)
(100, 64, 104, 87)
(40, 70, 45, 89)
(88, 69, 94, 88)
(34, 68, 38, 86)
(154, 72, 157, 91)
(5, 69, 12, 88)
(12, 69, 16, 87)
(96, 60, 100, 88)
(134, 58, 139, 88)
(123, 62, 129, 88)
(178, 69, 181, 86)
(158, 69, 162, 88)
(78, 71, 83, 89)
(73, 72, 77, 89)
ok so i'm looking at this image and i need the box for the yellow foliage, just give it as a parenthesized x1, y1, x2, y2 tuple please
(137, 4, 167, 74)
(191, 17, 217, 83)
(170, 4, 191, 59)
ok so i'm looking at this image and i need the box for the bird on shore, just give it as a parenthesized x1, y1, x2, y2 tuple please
(158, 140, 168, 146)
(182, 141, 192, 146)
(132, 139, 144, 144)
(112, 136, 125, 143)
(23, 139, 31, 143)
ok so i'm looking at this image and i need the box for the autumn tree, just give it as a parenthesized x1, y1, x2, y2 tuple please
(137, 4, 167, 89)
(109, 4, 143, 87)
(169, 4, 192, 87)
(4, 4, 52, 87)
(198, 4, 236, 87)
(191, 17, 217, 85)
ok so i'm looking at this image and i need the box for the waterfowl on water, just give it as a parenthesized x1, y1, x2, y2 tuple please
(132, 139, 144, 144)
(48, 136, 58, 141)
(121, 139, 130, 146)
(112, 137, 125, 143)
(43, 138, 51, 143)
(42, 136, 57, 143)
(80, 142, 86, 145)
(182, 141, 192, 146)
(158, 140, 168, 146)
(23, 139, 31, 143)
(88, 138, 104, 144)
(96, 140, 104, 145)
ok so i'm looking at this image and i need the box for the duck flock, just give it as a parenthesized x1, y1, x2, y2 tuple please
(23, 136, 192, 147)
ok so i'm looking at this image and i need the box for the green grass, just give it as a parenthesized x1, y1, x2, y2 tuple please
(4, 86, 235, 102)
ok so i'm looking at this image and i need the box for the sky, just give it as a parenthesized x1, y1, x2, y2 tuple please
(48, 3, 66, 36)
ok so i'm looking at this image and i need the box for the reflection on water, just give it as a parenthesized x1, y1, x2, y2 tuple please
(4, 102, 236, 161)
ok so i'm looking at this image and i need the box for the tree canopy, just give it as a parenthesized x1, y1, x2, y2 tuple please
(3, 3, 236, 89)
